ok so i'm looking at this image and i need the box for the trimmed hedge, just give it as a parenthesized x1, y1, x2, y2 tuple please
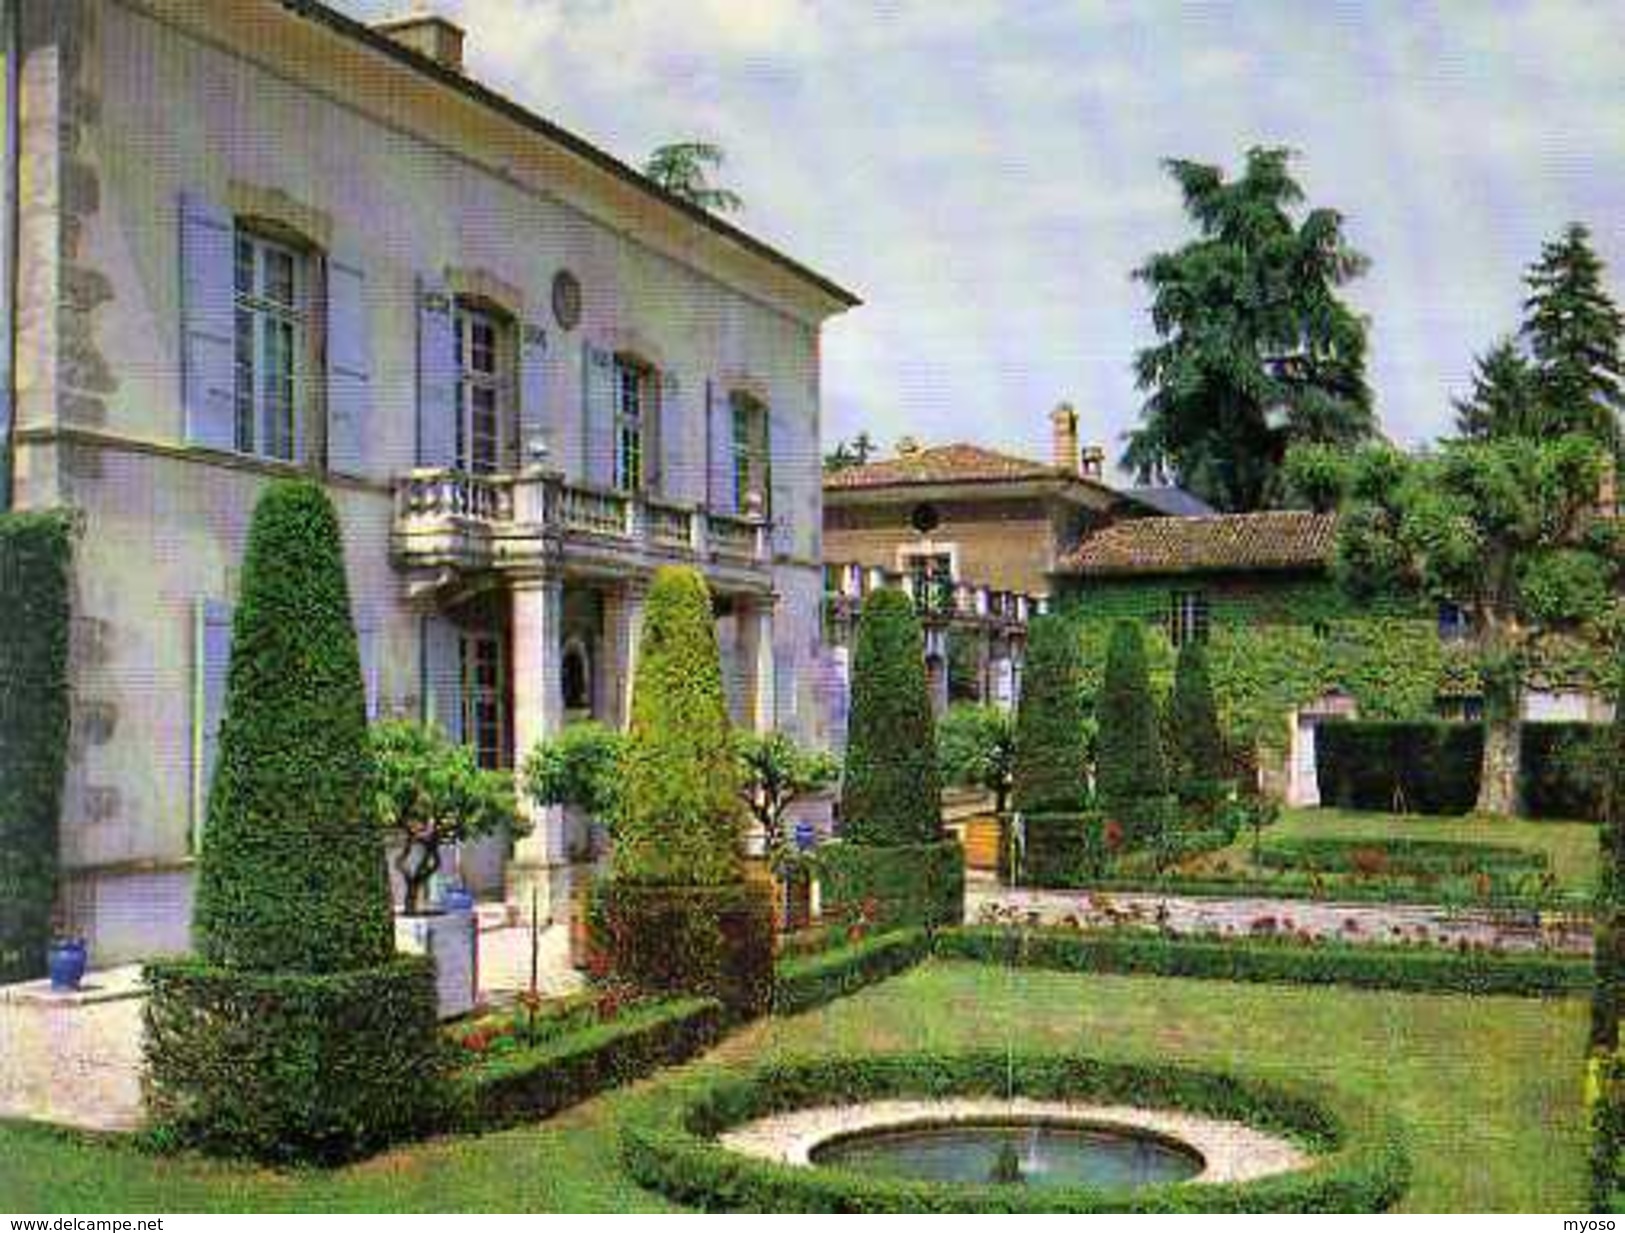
(772, 929, 931, 1016)
(1096, 621, 1169, 845)
(600, 882, 775, 1020)
(0, 511, 73, 983)
(1168, 641, 1227, 820)
(1525, 722, 1610, 821)
(142, 956, 448, 1164)
(1255, 836, 1548, 877)
(1316, 722, 1482, 816)
(620, 1051, 1410, 1213)
(1010, 615, 1091, 813)
(840, 588, 942, 846)
(1019, 811, 1106, 886)
(455, 996, 724, 1131)
(936, 927, 1592, 998)
(815, 840, 964, 929)
(1066, 871, 1587, 911)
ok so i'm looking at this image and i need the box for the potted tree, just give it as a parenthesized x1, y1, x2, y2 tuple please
(372, 719, 517, 1016)
(735, 730, 839, 930)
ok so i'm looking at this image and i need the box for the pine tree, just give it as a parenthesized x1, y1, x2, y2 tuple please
(1167, 641, 1226, 821)
(1095, 621, 1169, 841)
(840, 587, 942, 845)
(1453, 338, 1542, 441)
(1010, 615, 1090, 814)
(1523, 222, 1624, 449)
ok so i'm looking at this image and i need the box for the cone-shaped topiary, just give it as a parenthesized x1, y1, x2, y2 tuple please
(192, 480, 392, 973)
(604, 566, 772, 1016)
(146, 481, 445, 1163)
(614, 566, 745, 885)
(1167, 640, 1227, 821)
(1096, 620, 1171, 845)
(1011, 615, 1090, 814)
(840, 587, 942, 845)
(1592, 648, 1625, 1050)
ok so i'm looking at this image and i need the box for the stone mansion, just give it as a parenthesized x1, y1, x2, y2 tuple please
(1, 0, 857, 962)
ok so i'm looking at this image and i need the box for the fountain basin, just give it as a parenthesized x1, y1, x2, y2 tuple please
(720, 1097, 1307, 1186)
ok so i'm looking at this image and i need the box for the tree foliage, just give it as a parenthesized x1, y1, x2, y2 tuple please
(1011, 615, 1091, 814)
(1453, 338, 1542, 441)
(1168, 640, 1227, 817)
(524, 721, 626, 821)
(840, 587, 943, 846)
(937, 704, 1016, 815)
(1523, 222, 1624, 449)
(823, 431, 877, 473)
(1123, 147, 1374, 512)
(192, 481, 392, 974)
(1095, 620, 1170, 829)
(614, 567, 743, 885)
(1314, 436, 1623, 814)
(372, 720, 517, 914)
(643, 141, 744, 214)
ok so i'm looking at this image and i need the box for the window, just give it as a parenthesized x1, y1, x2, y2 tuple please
(1438, 601, 1471, 643)
(902, 550, 953, 613)
(461, 631, 507, 771)
(455, 303, 509, 475)
(1168, 590, 1210, 647)
(233, 230, 308, 461)
(614, 355, 652, 491)
(730, 393, 770, 515)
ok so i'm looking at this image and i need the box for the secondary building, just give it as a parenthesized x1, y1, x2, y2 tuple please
(1, 0, 857, 962)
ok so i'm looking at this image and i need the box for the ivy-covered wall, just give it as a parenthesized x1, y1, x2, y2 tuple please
(0, 512, 74, 982)
(1056, 570, 1415, 629)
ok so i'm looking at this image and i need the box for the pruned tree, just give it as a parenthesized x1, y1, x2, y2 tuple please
(643, 141, 744, 214)
(735, 730, 839, 864)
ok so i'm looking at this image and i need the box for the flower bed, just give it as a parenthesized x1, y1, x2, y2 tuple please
(772, 929, 931, 1016)
(455, 996, 724, 1131)
(936, 926, 1592, 998)
(619, 1051, 1410, 1212)
(1255, 836, 1549, 878)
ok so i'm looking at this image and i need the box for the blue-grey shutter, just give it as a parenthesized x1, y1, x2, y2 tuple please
(421, 614, 464, 743)
(416, 278, 457, 468)
(582, 343, 615, 487)
(192, 598, 233, 849)
(768, 405, 795, 555)
(653, 369, 681, 496)
(518, 321, 548, 467)
(326, 251, 372, 476)
(708, 380, 736, 513)
(180, 191, 236, 450)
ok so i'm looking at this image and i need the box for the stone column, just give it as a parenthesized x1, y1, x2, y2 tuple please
(506, 575, 565, 923)
(602, 582, 647, 729)
(738, 595, 777, 733)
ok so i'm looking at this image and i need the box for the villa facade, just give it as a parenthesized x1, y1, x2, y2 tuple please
(2, 0, 856, 962)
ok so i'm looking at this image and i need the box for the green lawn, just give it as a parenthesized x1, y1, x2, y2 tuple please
(1186, 805, 1601, 895)
(0, 960, 1589, 1212)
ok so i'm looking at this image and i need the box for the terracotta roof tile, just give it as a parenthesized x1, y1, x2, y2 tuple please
(1057, 511, 1338, 576)
(824, 444, 1063, 490)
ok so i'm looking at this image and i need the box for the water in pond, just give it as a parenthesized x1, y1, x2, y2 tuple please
(811, 1120, 1204, 1190)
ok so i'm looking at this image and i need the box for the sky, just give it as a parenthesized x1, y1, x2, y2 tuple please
(341, 0, 1625, 476)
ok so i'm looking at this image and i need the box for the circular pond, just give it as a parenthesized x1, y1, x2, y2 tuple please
(810, 1118, 1204, 1190)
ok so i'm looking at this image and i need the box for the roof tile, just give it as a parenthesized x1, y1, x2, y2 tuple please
(1058, 511, 1338, 576)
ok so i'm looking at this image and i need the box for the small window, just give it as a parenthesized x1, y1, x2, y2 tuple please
(1438, 601, 1471, 643)
(614, 355, 653, 492)
(730, 392, 771, 516)
(1168, 590, 1210, 647)
(454, 302, 511, 475)
(233, 229, 309, 462)
(902, 550, 953, 613)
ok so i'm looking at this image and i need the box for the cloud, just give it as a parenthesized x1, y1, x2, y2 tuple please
(337, 0, 1625, 466)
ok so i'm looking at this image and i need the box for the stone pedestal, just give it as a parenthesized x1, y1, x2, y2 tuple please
(394, 911, 477, 1019)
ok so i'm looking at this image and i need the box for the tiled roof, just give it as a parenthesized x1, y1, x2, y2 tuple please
(1058, 510, 1338, 576)
(824, 444, 1067, 490)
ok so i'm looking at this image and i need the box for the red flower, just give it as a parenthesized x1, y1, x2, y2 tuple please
(1102, 819, 1125, 852)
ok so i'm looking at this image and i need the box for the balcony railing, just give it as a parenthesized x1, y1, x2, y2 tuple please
(392, 468, 769, 572)
(822, 560, 1042, 631)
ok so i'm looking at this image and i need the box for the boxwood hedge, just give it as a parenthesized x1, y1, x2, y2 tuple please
(1254, 836, 1548, 877)
(815, 839, 964, 929)
(0, 511, 73, 983)
(455, 996, 724, 1131)
(772, 929, 930, 1016)
(619, 1051, 1410, 1213)
(936, 927, 1591, 998)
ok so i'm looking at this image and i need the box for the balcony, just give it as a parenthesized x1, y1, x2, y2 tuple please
(392, 468, 770, 580)
(822, 561, 1042, 632)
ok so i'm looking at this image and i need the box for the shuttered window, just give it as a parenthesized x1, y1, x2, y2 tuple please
(232, 231, 308, 462)
(454, 303, 510, 475)
(1168, 590, 1211, 647)
(730, 392, 770, 516)
(613, 355, 653, 492)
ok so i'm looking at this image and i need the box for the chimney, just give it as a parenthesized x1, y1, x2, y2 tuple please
(372, 11, 467, 74)
(1079, 444, 1105, 481)
(1049, 402, 1079, 474)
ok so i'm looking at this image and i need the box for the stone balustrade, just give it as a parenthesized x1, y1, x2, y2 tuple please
(822, 561, 1042, 631)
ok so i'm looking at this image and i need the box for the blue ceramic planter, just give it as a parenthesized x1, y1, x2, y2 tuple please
(48, 938, 87, 992)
